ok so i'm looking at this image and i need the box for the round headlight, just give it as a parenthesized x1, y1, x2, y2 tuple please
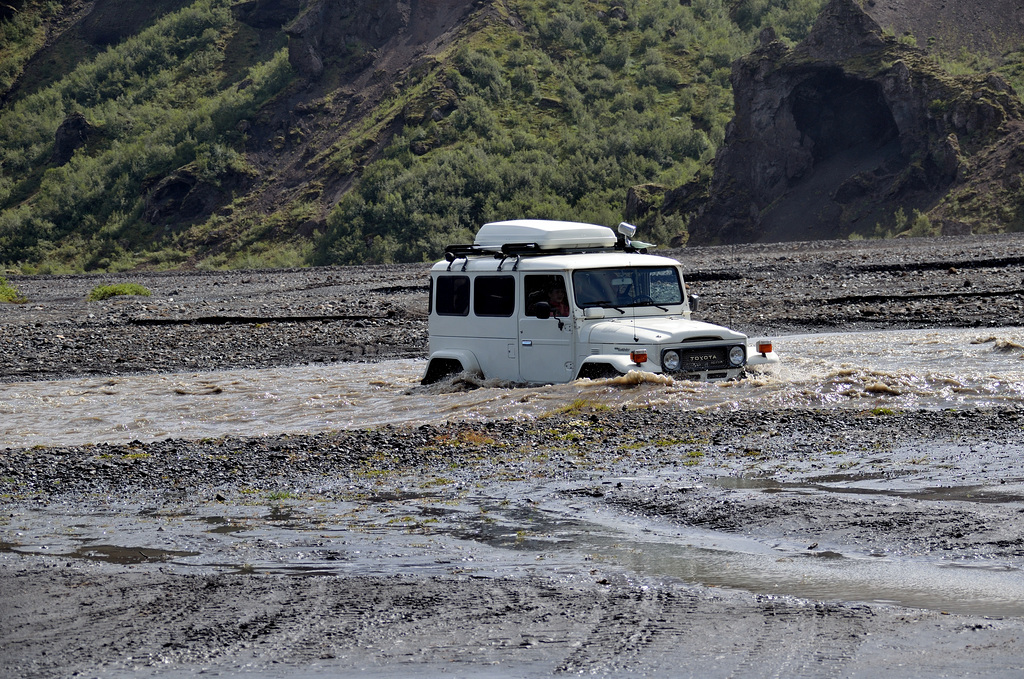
(728, 345, 745, 366)
(663, 350, 680, 371)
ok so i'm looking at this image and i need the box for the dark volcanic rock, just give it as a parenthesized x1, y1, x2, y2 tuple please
(233, 0, 303, 30)
(865, 0, 1024, 59)
(284, 0, 474, 79)
(77, 0, 193, 47)
(50, 112, 93, 166)
(144, 163, 254, 226)
(672, 0, 1024, 246)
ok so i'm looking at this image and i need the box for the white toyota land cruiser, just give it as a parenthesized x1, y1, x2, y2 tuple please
(422, 219, 779, 385)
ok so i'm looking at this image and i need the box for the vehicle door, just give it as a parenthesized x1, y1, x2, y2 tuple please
(518, 274, 575, 383)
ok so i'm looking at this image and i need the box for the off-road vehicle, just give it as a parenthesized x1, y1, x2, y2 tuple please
(422, 219, 778, 384)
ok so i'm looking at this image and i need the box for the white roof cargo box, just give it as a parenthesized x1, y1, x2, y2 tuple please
(475, 219, 617, 250)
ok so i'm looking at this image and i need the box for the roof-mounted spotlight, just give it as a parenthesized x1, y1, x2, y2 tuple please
(617, 222, 637, 239)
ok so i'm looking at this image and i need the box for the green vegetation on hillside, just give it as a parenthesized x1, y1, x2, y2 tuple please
(317, 0, 829, 264)
(0, 0, 291, 273)
(0, 1, 60, 95)
(0, 0, 830, 272)
(936, 47, 1024, 96)
(1, 0, 1021, 272)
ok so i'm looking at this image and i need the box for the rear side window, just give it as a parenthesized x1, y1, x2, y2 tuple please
(474, 276, 515, 317)
(436, 275, 470, 316)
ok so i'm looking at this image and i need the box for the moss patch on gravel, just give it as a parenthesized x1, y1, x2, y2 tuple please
(0, 276, 27, 303)
(87, 283, 152, 301)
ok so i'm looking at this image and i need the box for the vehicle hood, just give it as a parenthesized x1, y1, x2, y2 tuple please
(581, 316, 748, 345)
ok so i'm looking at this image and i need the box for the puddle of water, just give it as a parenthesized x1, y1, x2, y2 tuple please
(200, 516, 251, 534)
(66, 544, 200, 565)
(601, 535, 1024, 617)
(712, 474, 1024, 503)
(446, 500, 1024, 617)
(0, 541, 198, 565)
(4, 327, 1024, 448)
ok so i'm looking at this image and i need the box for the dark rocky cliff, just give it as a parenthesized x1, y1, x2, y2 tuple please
(670, 0, 1024, 245)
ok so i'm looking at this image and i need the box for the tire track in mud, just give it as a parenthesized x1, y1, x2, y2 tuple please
(557, 589, 697, 675)
(552, 588, 874, 677)
(726, 601, 871, 679)
(4, 559, 1024, 677)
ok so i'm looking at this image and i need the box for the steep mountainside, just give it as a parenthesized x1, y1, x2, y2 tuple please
(0, 0, 1021, 272)
(0, 0, 486, 271)
(669, 0, 1024, 245)
(865, 0, 1024, 59)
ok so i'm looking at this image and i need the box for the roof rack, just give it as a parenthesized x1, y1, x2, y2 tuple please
(444, 244, 495, 260)
(443, 238, 646, 267)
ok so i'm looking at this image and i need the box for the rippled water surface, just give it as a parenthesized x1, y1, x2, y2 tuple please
(3, 327, 1024, 448)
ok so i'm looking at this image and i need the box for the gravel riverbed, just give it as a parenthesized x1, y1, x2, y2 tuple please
(3, 233, 1024, 381)
(4, 234, 1024, 677)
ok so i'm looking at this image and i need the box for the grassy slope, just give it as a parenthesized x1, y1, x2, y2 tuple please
(0, 0, 1020, 272)
(316, 0, 831, 264)
(0, 0, 292, 273)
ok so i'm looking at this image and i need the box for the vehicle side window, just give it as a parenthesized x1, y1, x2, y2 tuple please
(525, 275, 570, 316)
(474, 276, 515, 317)
(436, 275, 470, 316)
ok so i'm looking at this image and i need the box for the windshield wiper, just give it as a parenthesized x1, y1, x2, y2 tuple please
(588, 300, 625, 314)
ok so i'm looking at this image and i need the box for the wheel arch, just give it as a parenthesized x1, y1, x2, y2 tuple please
(421, 350, 483, 384)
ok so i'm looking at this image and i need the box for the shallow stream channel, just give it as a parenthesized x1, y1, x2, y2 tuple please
(4, 327, 1024, 619)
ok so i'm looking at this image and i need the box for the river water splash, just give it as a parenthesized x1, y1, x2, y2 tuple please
(3, 327, 1024, 448)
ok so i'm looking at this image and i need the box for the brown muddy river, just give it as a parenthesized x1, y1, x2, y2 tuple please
(3, 327, 1024, 448)
(4, 327, 1024, 620)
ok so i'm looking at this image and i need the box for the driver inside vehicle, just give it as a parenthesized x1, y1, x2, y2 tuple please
(611, 277, 635, 305)
(547, 284, 569, 316)
(526, 275, 571, 316)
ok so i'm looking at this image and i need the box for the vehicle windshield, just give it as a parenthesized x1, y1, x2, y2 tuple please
(572, 267, 683, 309)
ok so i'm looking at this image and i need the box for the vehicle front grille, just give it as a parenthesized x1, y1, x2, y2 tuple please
(677, 346, 729, 371)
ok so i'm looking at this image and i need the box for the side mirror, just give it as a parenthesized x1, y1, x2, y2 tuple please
(688, 293, 699, 312)
(533, 301, 552, 319)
